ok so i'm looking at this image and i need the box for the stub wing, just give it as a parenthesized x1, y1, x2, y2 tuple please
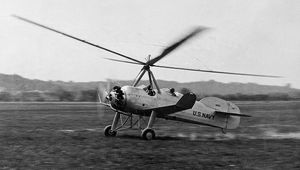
(150, 93, 196, 115)
(214, 111, 251, 117)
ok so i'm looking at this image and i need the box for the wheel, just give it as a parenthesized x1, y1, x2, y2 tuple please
(141, 128, 155, 140)
(104, 125, 117, 137)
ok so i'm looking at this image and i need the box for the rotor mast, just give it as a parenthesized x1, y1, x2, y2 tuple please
(132, 56, 161, 93)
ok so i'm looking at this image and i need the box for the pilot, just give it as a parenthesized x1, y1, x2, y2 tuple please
(146, 85, 155, 96)
(170, 88, 176, 96)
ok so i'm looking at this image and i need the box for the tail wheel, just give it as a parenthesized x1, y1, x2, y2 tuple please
(141, 128, 155, 140)
(104, 125, 117, 137)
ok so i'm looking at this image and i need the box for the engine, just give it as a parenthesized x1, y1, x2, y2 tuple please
(108, 86, 126, 110)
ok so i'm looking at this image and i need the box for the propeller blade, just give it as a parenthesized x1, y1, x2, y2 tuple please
(106, 79, 112, 93)
(147, 27, 208, 66)
(97, 82, 111, 119)
(152, 64, 282, 78)
(12, 14, 145, 64)
(98, 79, 115, 103)
(98, 85, 109, 103)
(104, 58, 143, 66)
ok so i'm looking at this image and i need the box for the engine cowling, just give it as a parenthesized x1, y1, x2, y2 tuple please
(108, 86, 126, 110)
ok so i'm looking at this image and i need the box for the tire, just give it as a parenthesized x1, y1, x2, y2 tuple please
(104, 125, 117, 137)
(141, 128, 155, 140)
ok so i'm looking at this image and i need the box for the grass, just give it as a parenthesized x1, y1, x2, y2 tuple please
(0, 101, 299, 169)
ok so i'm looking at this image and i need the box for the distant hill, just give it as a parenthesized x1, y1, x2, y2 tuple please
(0, 73, 299, 97)
(0, 73, 102, 93)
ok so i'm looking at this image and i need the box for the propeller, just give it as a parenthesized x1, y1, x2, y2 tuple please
(151, 64, 282, 78)
(103, 58, 281, 78)
(97, 79, 127, 118)
(13, 15, 281, 80)
(97, 83, 110, 104)
(12, 14, 145, 65)
(97, 79, 113, 119)
(147, 27, 208, 66)
(101, 27, 280, 78)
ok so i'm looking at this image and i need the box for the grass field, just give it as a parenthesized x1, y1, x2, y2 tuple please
(0, 101, 299, 169)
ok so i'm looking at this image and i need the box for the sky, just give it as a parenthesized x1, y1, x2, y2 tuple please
(0, 0, 299, 88)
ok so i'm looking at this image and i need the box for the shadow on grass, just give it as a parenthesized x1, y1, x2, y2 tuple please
(117, 134, 184, 141)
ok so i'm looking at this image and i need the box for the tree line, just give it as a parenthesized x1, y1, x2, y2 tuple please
(0, 89, 98, 102)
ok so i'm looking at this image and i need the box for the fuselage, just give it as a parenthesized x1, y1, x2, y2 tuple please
(110, 85, 241, 130)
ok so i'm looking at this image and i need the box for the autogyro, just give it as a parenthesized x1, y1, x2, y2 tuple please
(13, 15, 279, 140)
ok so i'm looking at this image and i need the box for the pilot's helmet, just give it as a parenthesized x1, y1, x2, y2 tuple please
(170, 88, 175, 93)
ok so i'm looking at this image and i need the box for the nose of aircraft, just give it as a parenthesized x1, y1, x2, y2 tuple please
(108, 86, 126, 110)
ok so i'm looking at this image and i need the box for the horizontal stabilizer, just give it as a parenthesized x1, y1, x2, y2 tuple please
(215, 111, 251, 117)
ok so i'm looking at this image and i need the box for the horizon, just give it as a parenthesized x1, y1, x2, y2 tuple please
(0, 72, 297, 89)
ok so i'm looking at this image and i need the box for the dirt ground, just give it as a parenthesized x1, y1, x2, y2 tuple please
(0, 101, 299, 169)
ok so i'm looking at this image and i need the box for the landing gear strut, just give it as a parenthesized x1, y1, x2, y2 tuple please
(103, 111, 158, 140)
(104, 112, 120, 137)
(141, 111, 157, 140)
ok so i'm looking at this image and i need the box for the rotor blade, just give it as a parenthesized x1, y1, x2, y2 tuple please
(12, 14, 145, 64)
(104, 58, 143, 66)
(147, 27, 208, 66)
(152, 64, 281, 78)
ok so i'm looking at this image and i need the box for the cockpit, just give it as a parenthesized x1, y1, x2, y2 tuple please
(169, 88, 176, 96)
(143, 85, 156, 96)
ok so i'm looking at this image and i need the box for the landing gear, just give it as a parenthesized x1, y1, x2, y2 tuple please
(141, 111, 157, 140)
(104, 111, 158, 140)
(104, 112, 120, 137)
(141, 128, 155, 140)
(104, 125, 117, 137)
